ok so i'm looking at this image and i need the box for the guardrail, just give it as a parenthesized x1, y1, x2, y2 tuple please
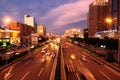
(49, 45, 59, 80)
(60, 45, 66, 80)
(79, 43, 120, 73)
(0, 50, 31, 71)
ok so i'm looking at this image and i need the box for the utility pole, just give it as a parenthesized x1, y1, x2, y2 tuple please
(118, 27, 120, 65)
(28, 35, 30, 54)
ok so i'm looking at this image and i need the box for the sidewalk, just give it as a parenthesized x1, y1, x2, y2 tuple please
(79, 43, 120, 72)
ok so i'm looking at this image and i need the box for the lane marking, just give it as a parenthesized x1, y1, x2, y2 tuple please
(100, 71, 112, 80)
(25, 60, 31, 65)
(69, 65, 72, 72)
(38, 68, 44, 77)
(69, 59, 72, 64)
(71, 65, 75, 72)
(21, 71, 30, 80)
(104, 65, 120, 77)
(79, 60, 83, 65)
(4, 66, 14, 79)
(67, 65, 75, 72)
(5, 74, 13, 80)
(76, 73, 81, 80)
(8, 66, 14, 73)
(67, 65, 70, 72)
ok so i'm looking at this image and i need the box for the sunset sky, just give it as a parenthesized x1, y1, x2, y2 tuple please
(0, 0, 93, 34)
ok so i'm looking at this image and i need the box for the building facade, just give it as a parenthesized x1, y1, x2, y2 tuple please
(8, 20, 35, 44)
(24, 15, 36, 27)
(111, 0, 119, 31)
(64, 28, 83, 38)
(0, 27, 20, 46)
(88, 0, 111, 37)
(37, 24, 46, 36)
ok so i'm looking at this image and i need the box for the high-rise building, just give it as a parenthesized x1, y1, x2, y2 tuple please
(111, 0, 119, 31)
(24, 15, 36, 27)
(88, 0, 110, 37)
(37, 24, 46, 36)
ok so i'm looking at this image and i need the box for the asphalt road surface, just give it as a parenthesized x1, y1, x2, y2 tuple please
(0, 43, 57, 80)
(61, 38, 120, 80)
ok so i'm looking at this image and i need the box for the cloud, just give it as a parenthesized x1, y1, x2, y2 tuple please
(40, 0, 93, 29)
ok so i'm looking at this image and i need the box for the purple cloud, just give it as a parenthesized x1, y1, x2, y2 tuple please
(40, 0, 93, 32)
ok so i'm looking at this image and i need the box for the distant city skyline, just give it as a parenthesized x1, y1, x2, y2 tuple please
(0, 0, 93, 34)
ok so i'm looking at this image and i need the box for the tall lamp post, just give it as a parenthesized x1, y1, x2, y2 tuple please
(3, 18, 11, 65)
(118, 28, 120, 65)
(4, 18, 11, 38)
(105, 17, 120, 65)
(105, 17, 112, 31)
(105, 17, 112, 61)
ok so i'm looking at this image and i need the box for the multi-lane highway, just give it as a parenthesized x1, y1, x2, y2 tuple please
(61, 38, 120, 80)
(0, 38, 120, 80)
(0, 43, 58, 80)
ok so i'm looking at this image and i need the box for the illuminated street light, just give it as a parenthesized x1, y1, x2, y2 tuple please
(105, 18, 112, 24)
(4, 18, 11, 23)
(105, 17, 120, 65)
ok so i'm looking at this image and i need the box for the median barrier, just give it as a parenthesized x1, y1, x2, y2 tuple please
(60, 45, 66, 80)
(49, 45, 59, 80)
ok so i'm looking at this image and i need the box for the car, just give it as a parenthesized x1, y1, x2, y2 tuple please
(41, 50, 46, 54)
(70, 54, 76, 60)
(51, 54, 56, 58)
(46, 52, 51, 56)
(81, 55, 87, 62)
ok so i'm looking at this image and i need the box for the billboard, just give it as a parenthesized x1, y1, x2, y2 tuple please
(31, 33, 39, 44)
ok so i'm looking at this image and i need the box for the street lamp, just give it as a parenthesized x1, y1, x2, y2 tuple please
(3, 18, 11, 38)
(105, 17, 112, 31)
(3, 18, 11, 65)
(105, 17, 120, 65)
(105, 18, 112, 24)
(4, 18, 11, 24)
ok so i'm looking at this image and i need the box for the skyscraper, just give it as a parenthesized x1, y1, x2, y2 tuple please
(88, 0, 109, 37)
(24, 15, 35, 27)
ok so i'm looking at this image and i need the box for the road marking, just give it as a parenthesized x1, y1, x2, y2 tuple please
(100, 71, 112, 80)
(4, 66, 14, 79)
(21, 71, 30, 80)
(38, 68, 44, 77)
(69, 65, 72, 72)
(104, 65, 120, 77)
(69, 59, 72, 63)
(67, 65, 70, 72)
(25, 60, 31, 65)
(67, 64, 75, 72)
(76, 73, 81, 80)
(71, 65, 75, 72)
(8, 67, 14, 73)
(5, 74, 13, 80)
(79, 60, 83, 65)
